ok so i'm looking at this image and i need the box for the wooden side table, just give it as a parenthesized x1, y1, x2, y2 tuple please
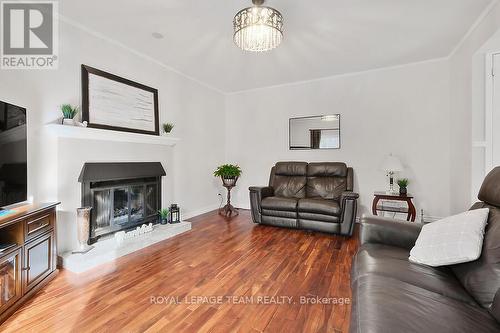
(372, 191, 416, 222)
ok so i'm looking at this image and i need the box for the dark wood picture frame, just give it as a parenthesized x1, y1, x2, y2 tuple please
(81, 65, 159, 136)
(288, 115, 341, 150)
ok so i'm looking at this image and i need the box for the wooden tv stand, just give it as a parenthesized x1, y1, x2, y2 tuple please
(0, 202, 59, 324)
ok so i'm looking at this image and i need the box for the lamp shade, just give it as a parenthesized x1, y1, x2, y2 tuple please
(381, 154, 404, 172)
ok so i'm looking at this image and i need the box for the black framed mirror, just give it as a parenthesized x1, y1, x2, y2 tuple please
(289, 115, 341, 150)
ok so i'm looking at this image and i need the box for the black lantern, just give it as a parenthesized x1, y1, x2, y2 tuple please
(169, 204, 180, 224)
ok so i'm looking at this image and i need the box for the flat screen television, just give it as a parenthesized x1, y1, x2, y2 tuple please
(0, 101, 27, 209)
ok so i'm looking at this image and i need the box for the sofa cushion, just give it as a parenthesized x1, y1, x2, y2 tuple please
(261, 209, 297, 219)
(298, 219, 340, 233)
(452, 203, 500, 308)
(350, 275, 500, 333)
(298, 198, 341, 216)
(298, 212, 339, 223)
(270, 162, 307, 198)
(306, 163, 348, 200)
(261, 197, 297, 211)
(353, 243, 476, 305)
(307, 162, 348, 177)
(409, 208, 489, 267)
(261, 216, 297, 229)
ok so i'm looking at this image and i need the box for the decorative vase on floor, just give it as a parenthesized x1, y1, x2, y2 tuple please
(72, 207, 94, 254)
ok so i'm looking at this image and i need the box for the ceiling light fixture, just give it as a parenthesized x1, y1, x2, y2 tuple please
(233, 0, 283, 52)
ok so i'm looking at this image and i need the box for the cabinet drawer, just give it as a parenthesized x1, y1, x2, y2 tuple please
(25, 212, 53, 241)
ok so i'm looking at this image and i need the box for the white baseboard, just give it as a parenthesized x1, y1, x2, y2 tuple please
(422, 215, 442, 223)
(182, 204, 220, 220)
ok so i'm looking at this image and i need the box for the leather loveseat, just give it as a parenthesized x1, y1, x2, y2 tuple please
(350, 167, 500, 332)
(249, 162, 359, 236)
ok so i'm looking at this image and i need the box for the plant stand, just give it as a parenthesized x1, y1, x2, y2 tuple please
(219, 177, 239, 217)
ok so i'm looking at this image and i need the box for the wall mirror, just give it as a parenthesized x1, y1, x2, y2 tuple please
(289, 115, 341, 150)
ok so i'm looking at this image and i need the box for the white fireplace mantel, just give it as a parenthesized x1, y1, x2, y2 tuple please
(46, 124, 180, 146)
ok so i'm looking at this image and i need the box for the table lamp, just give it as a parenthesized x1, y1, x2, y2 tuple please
(381, 154, 404, 194)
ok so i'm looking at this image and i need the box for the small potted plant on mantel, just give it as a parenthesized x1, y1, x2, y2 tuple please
(61, 104, 79, 126)
(397, 178, 409, 196)
(163, 123, 174, 135)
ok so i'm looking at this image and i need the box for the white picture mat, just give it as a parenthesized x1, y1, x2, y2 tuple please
(88, 73, 156, 132)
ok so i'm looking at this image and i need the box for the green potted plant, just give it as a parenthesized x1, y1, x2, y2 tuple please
(158, 208, 169, 225)
(61, 104, 79, 125)
(214, 164, 242, 217)
(397, 178, 409, 195)
(163, 123, 174, 135)
(214, 164, 242, 187)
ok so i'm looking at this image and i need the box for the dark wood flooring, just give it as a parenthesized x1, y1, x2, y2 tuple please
(0, 210, 359, 332)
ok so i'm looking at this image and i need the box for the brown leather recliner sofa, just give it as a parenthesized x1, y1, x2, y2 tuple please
(350, 167, 500, 332)
(249, 162, 359, 236)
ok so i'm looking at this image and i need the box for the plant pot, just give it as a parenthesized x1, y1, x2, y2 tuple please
(159, 216, 168, 225)
(222, 176, 238, 187)
(399, 187, 407, 195)
(62, 118, 75, 126)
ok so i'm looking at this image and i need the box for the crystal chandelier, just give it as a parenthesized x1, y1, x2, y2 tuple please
(233, 0, 283, 52)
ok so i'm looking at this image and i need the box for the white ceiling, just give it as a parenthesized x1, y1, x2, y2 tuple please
(61, 0, 493, 93)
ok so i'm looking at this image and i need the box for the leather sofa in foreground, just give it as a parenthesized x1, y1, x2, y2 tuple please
(350, 167, 500, 332)
(249, 162, 359, 236)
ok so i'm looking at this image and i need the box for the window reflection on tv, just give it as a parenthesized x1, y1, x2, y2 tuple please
(0, 101, 27, 208)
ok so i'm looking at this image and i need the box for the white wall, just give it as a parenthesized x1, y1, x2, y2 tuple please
(0, 21, 225, 253)
(2, 3, 498, 254)
(225, 60, 451, 219)
(450, 1, 500, 213)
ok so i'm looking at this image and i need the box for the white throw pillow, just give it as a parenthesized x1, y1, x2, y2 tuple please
(409, 208, 489, 267)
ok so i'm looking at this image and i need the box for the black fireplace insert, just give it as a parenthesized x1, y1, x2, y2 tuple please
(79, 162, 166, 243)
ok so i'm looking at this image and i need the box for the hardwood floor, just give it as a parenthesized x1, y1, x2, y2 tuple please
(1, 210, 359, 332)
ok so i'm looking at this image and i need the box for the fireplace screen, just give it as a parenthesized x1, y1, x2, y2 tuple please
(90, 180, 159, 240)
(79, 162, 166, 243)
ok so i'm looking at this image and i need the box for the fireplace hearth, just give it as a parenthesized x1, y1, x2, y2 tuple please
(79, 162, 166, 243)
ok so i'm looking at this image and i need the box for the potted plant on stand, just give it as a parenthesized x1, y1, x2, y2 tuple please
(61, 104, 79, 125)
(397, 178, 409, 196)
(214, 164, 242, 217)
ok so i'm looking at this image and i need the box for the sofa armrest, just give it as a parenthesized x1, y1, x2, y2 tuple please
(341, 191, 359, 200)
(489, 288, 500, 323)
(249, 186, 274, 224)
(360, 215, 423, 250)
(339, 191, 359, 237)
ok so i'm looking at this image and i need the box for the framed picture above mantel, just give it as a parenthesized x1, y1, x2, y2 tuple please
(81, 65, 159, 136)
